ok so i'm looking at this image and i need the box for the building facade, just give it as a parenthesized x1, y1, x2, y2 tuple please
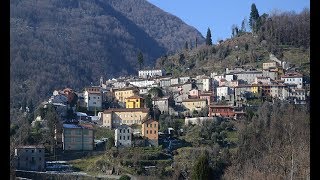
(139, 69, 163, 78)
(113, 87, 139, 103)
(15, 145, 45, 171)
(115, 125, 132, 147)
(125, 95, 145, 108)
(84, 86, 102, 111)
(141, 119, 159, 146)
(102, 108, 149, 129)
(62, 124, 94, 151)
(181, 99, 207, 112)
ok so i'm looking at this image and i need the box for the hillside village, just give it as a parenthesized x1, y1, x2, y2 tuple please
(13, 52, 310, 178)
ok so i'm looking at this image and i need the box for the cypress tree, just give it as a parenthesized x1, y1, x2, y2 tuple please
(206, 28, 212, 46)
(137, 51, 144, 69)
(249, 3, 260, 33)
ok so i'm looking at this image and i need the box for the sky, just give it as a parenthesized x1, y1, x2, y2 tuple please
(147, 0, 310, 43)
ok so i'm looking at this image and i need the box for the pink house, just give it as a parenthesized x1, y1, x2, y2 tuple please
(199, 91, 214, 105)
(189, 89, 200, 98)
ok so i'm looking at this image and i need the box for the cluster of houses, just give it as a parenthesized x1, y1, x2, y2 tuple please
(14, 57, 309, 172)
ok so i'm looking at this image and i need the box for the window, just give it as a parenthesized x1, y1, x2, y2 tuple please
(150, 130, 152, 134)
(120, 136, 121, 140)
(150, 124, 152, 128)
(154, 124, 157, 128)
(146, 130, 148, 134)
(120, 129, 122, 133)
(123, 136, 125, 140)
(154, 130, 157, 134)
(39, 150, 41, 153)
(147, 124, 149, 127)
(128, 136, 130, 140)
(127, 129, 129, 133)
(32, 150, 34, 153)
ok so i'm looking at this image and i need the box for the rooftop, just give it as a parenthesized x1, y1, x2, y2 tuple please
(142, 119, 158, 124)
(103, 108, 149, 113)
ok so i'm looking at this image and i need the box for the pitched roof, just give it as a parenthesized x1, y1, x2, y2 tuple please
(142, 119, 158, 124)
(103, 108, 149, 113)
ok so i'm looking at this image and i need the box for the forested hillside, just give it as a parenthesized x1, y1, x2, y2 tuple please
(10, 0, 205, 111)
(156, 8, 310, 77)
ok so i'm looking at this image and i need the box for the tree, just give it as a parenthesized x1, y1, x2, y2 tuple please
(206, 28, 212, 46)
(185, 41, 189, 50)
(137, 51, 144, 69)
(240, 18, 247, 33)
(195, 37, 198, 48)
(249, 3, 260, 33)
(191, 153, 212, 180)
(106, 136, 115, 150)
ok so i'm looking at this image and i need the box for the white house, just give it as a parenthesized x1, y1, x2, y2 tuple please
(225, 74, 235, 82)
(84, 86, 102, 111)
(139, 69, 163, 78)
(130, 79, 155, 88)
(202, 77, 212, 92)
(281, 72, 303, 89)
(115, 125, 132, 147)
(216, 86, 231, 101)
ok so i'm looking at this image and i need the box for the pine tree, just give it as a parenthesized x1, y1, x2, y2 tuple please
(137, 51, 144, 69)
(206, 28, 212, 46)
(249, 3, 260, 33)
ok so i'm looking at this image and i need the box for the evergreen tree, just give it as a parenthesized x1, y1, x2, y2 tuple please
(206, 28, 212, 46)
(137, 51, 144, 69)
(185, 41, 189, 50)
(249, 3, 260, 33)
(191, 153, 212, 180)
(195, 37, 198, 48)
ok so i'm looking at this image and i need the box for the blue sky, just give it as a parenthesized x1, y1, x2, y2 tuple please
(147, 0, 310, 43)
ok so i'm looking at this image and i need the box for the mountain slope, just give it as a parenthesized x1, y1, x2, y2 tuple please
(10, 0, 205, 109)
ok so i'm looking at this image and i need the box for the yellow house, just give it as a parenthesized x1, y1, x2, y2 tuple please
(102, 108, 149, 129)
(182, 99, 207, 112)
(251, 84, 260, 94)
(113, 87, 139, 103)
(125, 95, 145, 108)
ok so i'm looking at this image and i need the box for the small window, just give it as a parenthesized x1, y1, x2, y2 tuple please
(32, 150, 34, 153)
(150, 124, 152, 128)
(146, 130, 148, 134)
(120, 136, 121, 140)
(39, 150, 41, 153)
(120, 129, 122, 133)
(154, 130, 157, 134)
(150, 130, 152, 134)
(123, 136, 125, 140)
(128, 136, 130, 140)
(154, 124, 157, 127)
(127, 129, 129, 133)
